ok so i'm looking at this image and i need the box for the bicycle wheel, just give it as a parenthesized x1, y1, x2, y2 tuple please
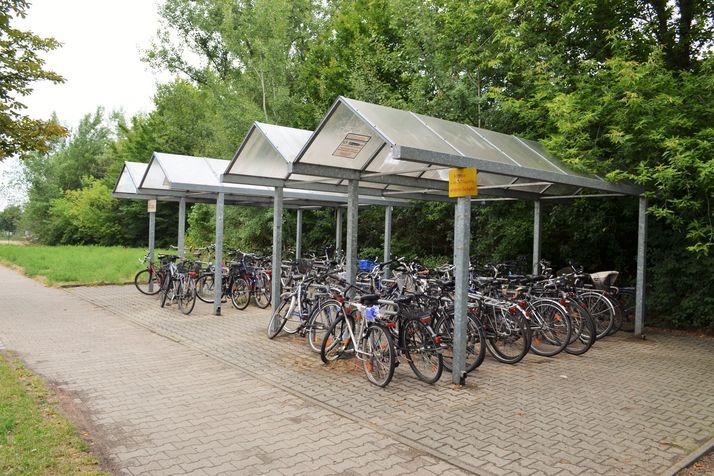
(307, 300, 344, 353)
(528, 300, 571, 357)
(230, 278, 250, 310)
(134, 269, 161, 295)
(320, 314, 351, 363)
(254, 272, 272, 309)
(177, 280, 197, 315)
(362, 325, 396, 387)
(402, 320, 443, 384)
(564, 300, 596, 356)
(485, 307, 531, 364)
(195, 274, 215, 303)
(617, 288, 636, 332)
(580, 291, 615, 339)
(435, 313, 486, 374)
(607, 294, 623, 335)
(160, 276, 174, 308)
(267, 297, 291, 339)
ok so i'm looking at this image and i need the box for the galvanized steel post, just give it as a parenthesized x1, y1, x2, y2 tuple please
(346, 180, 359, 290)
(296, 209, 303, 259)
(336, 207, 343, 254)
(272, 187, 284, 314)
(635, 196, 647, 336)
(532, 200, 542, 275)
(213, 192, 225, 316)
(148, 209, 156, 293)
(452, 196, 471, 385)
(178, 197, 186, 258)
(383, 206, 393, 278)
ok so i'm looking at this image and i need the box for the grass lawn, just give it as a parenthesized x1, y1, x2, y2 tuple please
(0, 354, 106, 475)
(0, 245, 167, 286)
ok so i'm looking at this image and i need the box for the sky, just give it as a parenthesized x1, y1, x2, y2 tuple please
(1, 0, 170, 209)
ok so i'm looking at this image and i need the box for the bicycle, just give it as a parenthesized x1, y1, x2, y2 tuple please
(319, 294, 397, 387)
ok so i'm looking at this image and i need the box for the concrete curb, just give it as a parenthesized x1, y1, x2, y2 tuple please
(662, 436, 714, 476)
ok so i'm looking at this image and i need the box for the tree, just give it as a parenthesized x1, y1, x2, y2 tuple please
(0, 0, 67, 159)
(0, 204, 21, 233)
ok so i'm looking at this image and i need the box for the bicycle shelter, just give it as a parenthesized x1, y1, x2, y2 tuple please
(116, 149, 410, 314)
(222, 96, 647, 385)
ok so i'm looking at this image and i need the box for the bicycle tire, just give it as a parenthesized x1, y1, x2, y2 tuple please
(267, 298, 291, 339)
(528, 299, 572, 357)
(362, 324, 396, 387)
(160, 277, 172, 308)
(134, 269, 161, 295)
(435, 313, 486, 374)
(195, 274, 215, 304)
(320, 313, 351, 363)
(402, 319, 443, 384)
(485, 307, 531, 364)
(230, 278, 250, 310)
(254, 272, 272, 309)
(579, 291, 615, 339)
(564, 300, 596, 356)
(178, 280, 196, 315)
(307, 300, 344, 353)
(617, 288, 636, 332)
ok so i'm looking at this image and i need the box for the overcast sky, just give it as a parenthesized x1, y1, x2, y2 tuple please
(1, 0, 170, 209)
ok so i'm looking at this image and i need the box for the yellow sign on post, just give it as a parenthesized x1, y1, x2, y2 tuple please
(448, 168, 478, 197)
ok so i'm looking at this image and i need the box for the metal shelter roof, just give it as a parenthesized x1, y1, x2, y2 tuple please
(112, 162, 185, 202)
(278, 97, 643, 201)
(139, 152, 410, 208)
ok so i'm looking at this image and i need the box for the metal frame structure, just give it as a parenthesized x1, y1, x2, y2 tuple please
(223, 121, 412, 309)
(116, 97, 650, 388)
(279, 96, 647, 385)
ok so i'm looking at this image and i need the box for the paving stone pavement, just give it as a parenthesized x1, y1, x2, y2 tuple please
(0, 266, 469, 476)
(1, 266, 713, 475)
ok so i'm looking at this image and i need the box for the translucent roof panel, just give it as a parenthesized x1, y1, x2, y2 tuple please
(297, 102, 388, 170)
(290, 96, 641, 198)
(226, 126, 290, 179)
(225, 122, 315, 181)
(115, 163, 144, 194)
(140, 157, 171, 191)
(154, 152, 219, 188)
(257, 123, 312, 163)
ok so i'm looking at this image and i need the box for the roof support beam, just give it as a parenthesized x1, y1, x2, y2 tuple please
(452, 196, 471, 386)
(148, 207, 156, 293)
(296, 209, 303, 260)
(384, 205, 393, 279)
(272, 187, 284, 314)
(213, 192, 225, 316)
(533, 200, 542, 275)
(393, 145, 643, 196)
(346, 180, 359, 295)
(635, 196, 648, 337)
(178, 198, 186, 258)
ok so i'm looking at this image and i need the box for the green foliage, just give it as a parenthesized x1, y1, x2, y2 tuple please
(11, 0, 714, 330)
(0, 204, 21, 233)
(0, 0, 67, 159)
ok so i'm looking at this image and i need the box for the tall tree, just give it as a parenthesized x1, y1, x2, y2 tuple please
(0, 0, 67, 159)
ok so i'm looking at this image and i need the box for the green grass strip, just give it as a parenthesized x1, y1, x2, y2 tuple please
(0, 245, 172, 286)
(0, 354, 106, 475)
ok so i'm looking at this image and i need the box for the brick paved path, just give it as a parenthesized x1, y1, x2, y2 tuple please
(0, 266, 467, 475)
(1, 266, 713, 475)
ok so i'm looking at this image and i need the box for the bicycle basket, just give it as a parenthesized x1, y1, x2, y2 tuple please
(296, 259, 312, 274)
(229, 263, 245, 276)
(358, 259, 377, 271)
